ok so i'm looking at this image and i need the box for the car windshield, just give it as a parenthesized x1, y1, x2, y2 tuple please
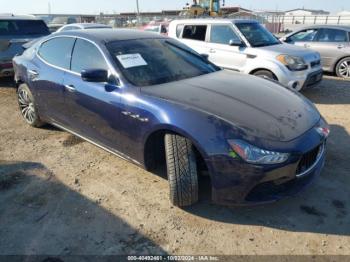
(235, 22, 280, 47)
(0, 19, 50, 36)
(107, 38, 220, 86)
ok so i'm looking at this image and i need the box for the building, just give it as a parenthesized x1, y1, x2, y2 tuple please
(284, 8, 330, 16)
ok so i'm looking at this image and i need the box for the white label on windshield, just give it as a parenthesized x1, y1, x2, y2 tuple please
(116, 53, 147, 69)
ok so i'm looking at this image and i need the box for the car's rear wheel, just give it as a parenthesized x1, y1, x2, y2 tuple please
(17, 84, 44, 127)
(336, 57, 350, 78)
(253, 70, 277, 80)
(164, 134, 198, 207)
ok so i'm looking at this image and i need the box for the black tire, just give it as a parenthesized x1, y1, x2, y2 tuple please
(164, 134, 198, 207)
(17, 83, 44, 127)
(253, 70, 277, 80)
(335, 57, 350, 78)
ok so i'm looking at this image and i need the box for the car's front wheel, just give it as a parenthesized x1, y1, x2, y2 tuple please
(164, 134, 198, 207)
(17, 83, 44, 127)
(336, 57, 350, 78)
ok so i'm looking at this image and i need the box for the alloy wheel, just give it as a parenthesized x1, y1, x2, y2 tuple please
(18, 89, 36, 124)
(338, 60, 350, 78)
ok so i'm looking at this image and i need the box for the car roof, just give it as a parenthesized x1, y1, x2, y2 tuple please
(64, 23, 112, 29)
(297, 25, 350, 31)
(170, 18, 258, 25)
(0, 14, 41, 20)
(54, 29, 166, 43)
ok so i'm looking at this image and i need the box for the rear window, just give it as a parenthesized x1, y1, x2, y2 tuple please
(0, 19, 50, 36)
(182, 25, 207, 41)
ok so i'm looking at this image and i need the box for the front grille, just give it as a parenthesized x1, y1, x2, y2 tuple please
(296, 144, 323, 176)
(311, 60, 321, 68)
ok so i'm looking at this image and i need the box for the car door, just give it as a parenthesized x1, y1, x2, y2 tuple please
(206, 24, 247, 71)
(312, 28, 350, 71)
(62, 38, 125, 151)
(32, 36, 76, 124)
(285, 28, 319, 49)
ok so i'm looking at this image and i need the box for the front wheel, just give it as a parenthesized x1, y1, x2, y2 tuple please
(164, 134, 198, 207)
(17, 84, 44, 127)
(336, 57, 350, 78)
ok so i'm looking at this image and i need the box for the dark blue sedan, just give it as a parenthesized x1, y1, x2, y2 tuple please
(13, 29, 330, 207)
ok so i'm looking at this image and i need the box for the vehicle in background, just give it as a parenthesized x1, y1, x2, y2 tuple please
(48, 16, 78, 33)
(169, 19, 323, 91)
(0, 14, 50, 78)
(281, 25, 350, 78)
(13, 29, 328, 207)
(142, 22, 169, 35)
(56, 23, 112, 33)
(181, 0, 225, 17)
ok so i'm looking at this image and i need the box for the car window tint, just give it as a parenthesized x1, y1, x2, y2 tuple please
(210, 25, 240, 45)
(71, 39, 108, 73)
(182, 25, 207, 41)
(316, 29, 348, 42)
(0, 19, 49, 36)
(289, 29, 318, 42)
(38, 37, 75, 69)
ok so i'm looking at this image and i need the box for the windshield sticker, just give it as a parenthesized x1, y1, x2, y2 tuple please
(116, 53, 147, 69)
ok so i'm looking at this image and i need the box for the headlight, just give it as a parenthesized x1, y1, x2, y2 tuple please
(228, 139, 290, 164)
(277, 54, 308, 71)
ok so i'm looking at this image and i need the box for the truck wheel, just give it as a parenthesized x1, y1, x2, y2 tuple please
(336, 57, 350, 78)
(253, 70, 277, 80)
(164, 134, 198, 207)
(17, 84, 44, 127)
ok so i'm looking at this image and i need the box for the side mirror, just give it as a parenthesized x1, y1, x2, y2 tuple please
(81, 69, 108, 83)
(229, 39, 245, 47)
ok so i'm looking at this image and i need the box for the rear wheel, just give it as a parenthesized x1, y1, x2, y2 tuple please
(17, 84, 44, 127)
(164, 134, 198, 207)
(336, 57, 350, 78)
(253, 70, 277, 80)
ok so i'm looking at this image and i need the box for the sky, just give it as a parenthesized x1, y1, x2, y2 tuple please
(0, 0, 349, 15)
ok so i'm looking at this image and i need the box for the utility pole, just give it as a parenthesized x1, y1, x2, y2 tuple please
(136, 0, 140, 15)
(48, 1, 51, 15)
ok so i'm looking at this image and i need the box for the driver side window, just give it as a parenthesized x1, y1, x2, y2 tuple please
(71, 39, 109, 73)
(210, 25, 240, 45)
(289, 29, 318, 42)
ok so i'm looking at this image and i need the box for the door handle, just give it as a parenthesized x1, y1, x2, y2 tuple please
(64, 84, 76, 92)
(209, 48, 216, 53)
(337, 44, 344, 49)
(304, 44, 310, 48)
(28, 69, 39, 77)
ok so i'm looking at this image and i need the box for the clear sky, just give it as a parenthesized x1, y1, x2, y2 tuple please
(0, 0, 349, 15)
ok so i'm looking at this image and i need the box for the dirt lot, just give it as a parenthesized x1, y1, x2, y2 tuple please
(0, 75, 349, 256)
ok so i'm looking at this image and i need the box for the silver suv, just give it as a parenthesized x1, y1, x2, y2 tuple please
(169, 19, 323, 91)
(281, 25, 350, 78)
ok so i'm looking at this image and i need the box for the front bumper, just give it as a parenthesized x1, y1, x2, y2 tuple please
(206, 127, 328, 206)
(276, 66, 323, 91)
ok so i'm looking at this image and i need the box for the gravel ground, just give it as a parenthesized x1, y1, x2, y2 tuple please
(0, 75, 349, 256)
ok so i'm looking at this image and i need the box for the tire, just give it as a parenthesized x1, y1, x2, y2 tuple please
(164, 134, 198, 207)
(335, 57, 350, 78)
(17, 83, 44, 127)
(253, 70, 277, 80)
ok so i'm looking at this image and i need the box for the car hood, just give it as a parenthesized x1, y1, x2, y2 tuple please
(141, 70, 320, 142)
(255, 43, 320, 61)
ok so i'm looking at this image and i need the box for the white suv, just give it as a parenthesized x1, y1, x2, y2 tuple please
(169, 19, 323, 91)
